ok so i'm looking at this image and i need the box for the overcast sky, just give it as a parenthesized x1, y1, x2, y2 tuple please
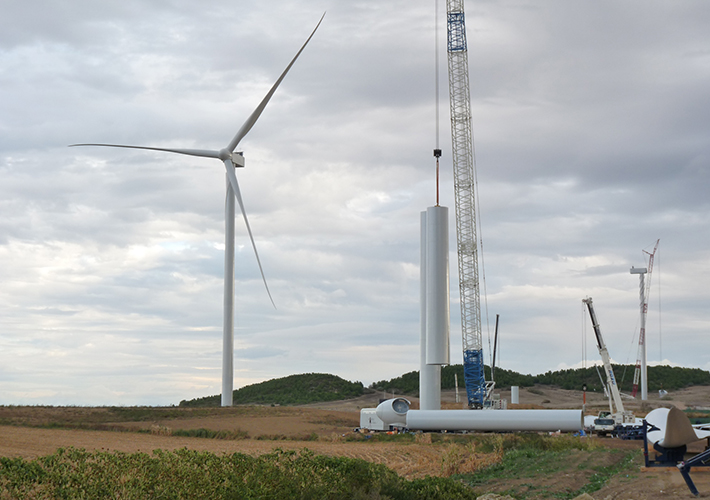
(1, 0, 709, 406)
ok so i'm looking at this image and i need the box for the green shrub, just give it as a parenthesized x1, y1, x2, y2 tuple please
(0, 447, 477, 499)
(171, 428, 249, 440)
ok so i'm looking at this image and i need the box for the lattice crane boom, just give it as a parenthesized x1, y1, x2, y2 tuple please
(631, 239, 660, 399)
(445, 0, 489, 408)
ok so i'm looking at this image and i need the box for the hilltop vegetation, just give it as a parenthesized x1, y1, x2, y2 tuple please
(531, 364, 710, 393)
(180, 373, 365, 407)
(178, 365, 710, 406)
(370, 364, 710, 396)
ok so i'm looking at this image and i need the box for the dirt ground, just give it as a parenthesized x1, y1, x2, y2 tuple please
(1, 385, 709, 499)
(0, 425, 460, 480)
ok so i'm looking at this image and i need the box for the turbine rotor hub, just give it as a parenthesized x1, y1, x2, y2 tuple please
(219, 148, 245, 167)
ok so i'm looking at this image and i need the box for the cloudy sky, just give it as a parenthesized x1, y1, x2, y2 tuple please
(1, 0, 709, 406)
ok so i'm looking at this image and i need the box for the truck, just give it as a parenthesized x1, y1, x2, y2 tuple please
(582, 298, 638, 436)
(592, 410, 616, 437)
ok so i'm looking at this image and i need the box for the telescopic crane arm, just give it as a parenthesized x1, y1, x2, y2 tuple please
(582, 297, 625, 415)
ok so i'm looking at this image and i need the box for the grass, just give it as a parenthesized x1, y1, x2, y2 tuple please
(170, 428, 250, 440)
(255, 432, 321, 441)
(0, 405, 301, 432)
(345, 432, 417, 443)
(455, 436, 640, 499)
(578, 451, 638, 496)
(685, 409, 710, 424)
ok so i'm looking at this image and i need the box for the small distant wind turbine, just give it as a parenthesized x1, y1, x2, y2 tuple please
(71, 15, 324, 407)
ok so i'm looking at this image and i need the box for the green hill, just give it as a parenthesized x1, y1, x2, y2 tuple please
(369, 364, 710, 395)
(369, 365, 532, 395)
(180, 365, 710, 407)
(179, 373, 365, 407)
(533, 364, 710, 393)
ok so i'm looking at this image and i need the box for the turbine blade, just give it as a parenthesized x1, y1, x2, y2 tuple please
(226, 12, 325, 152)
(70, 143, 220, 159)
(223, 159, 276, 309)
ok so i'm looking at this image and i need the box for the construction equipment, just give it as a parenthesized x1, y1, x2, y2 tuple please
(643, 407, 710, 496)
(582, 297, 636, 435)
(630, 239, 660, 399)
(445, 0, 493, 409)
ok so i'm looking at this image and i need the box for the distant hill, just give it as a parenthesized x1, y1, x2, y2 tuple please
(179, 373, 365, 407)
(180, 365, 710, 407)
(369, 364, 710, 396)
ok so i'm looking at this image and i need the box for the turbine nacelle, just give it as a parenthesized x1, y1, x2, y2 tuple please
(219, 148, 245, 167)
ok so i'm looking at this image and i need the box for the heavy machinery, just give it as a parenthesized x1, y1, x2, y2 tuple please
(630, 238, 660, 400)
(582, 298, 636, 435)
(445, 0, 493, 409)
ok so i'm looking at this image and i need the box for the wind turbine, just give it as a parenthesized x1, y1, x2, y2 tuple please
(71, 15, 324, 407)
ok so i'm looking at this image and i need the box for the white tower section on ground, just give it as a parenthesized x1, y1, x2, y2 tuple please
(406, 409, 582, 432)
(371, 397, 583, 433)
(511, 386, 519, 405)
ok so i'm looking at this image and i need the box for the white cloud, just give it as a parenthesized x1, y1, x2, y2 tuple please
(1, 0, 709, 405)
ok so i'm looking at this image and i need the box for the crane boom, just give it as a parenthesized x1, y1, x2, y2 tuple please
(583, 298, 625, 415)
(445, 0, 488, 408)
(631, 239, 660, 399)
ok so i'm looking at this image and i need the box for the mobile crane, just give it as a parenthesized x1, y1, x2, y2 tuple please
(445, 0, 493, 409)
(582, 297, 636, 436)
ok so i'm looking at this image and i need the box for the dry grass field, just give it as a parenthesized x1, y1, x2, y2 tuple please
(2, 385, 710, 499)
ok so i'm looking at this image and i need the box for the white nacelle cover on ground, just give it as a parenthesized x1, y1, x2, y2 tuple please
(360, 408, 388, 431)
(375, 398, 410, 427)
(406, 409, 583, 432)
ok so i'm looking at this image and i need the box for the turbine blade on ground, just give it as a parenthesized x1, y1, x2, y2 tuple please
(70, 144, 220, 159)
(664, 407, 701, 448)
(226, 12, 325, 152)
(223, 159, 276, 309)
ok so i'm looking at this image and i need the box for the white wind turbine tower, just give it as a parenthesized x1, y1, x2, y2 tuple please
(71, 15, 324, 407)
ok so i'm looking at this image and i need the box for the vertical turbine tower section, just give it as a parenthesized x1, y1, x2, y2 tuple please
(446, 0, 486, 407)
(420, 212, 442, 410)
(630, 238, 659, 401)
(630, 266, 648, 401)
(426, 206, 451, 369)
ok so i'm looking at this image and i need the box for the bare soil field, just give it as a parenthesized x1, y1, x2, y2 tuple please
(0, 425, 464, 480)
(1, 385, 709, 499)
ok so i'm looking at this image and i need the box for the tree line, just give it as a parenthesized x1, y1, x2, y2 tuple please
(179, 365, 710, 407)
(370, 364, 710, 395)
